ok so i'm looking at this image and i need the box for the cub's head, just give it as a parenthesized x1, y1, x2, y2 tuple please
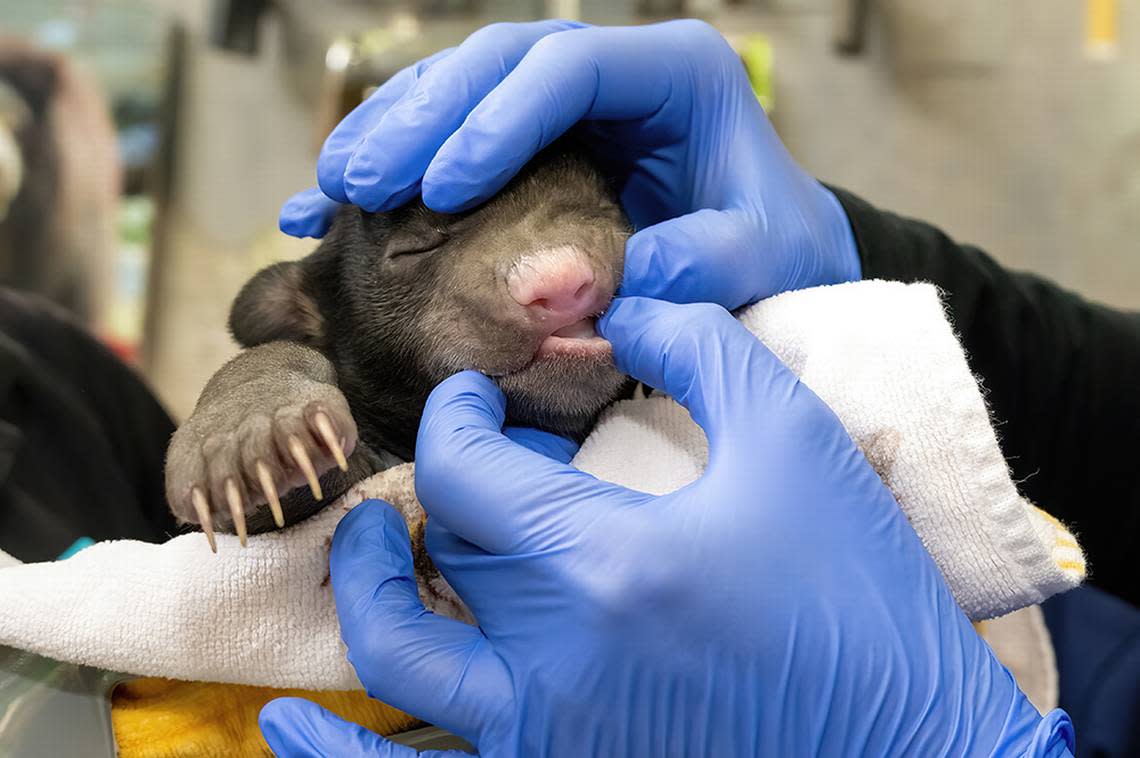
(231, 144, 632, 445)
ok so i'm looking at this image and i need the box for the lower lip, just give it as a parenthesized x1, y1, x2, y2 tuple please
(535, 334, 613, 360)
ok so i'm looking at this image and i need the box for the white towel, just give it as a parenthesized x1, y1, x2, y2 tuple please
(0, 280, 1084, 690)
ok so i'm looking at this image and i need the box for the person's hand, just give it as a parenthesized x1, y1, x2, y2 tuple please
(259, 298, 1073, 756)
(280, 20, 860, 309)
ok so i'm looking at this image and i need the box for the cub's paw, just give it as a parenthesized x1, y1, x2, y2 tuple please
(165, 379, 357, 551)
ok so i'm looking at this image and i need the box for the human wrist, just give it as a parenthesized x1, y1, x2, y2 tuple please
(818, 183, 862, 284)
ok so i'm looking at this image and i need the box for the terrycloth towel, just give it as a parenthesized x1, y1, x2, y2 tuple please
(0, 280, 1084, 690)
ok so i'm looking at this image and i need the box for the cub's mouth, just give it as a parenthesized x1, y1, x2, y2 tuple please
(478, 315, 614, 379)
(536, 316, 612, 360)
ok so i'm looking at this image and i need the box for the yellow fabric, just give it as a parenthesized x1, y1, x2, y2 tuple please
(1032, 506, 1087, 580)
(111, 678, 419, 758)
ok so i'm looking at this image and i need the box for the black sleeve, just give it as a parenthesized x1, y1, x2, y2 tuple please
(829, 187, 1140, 609)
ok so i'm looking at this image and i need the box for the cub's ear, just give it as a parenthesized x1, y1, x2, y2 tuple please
(228, 261, 323, 348)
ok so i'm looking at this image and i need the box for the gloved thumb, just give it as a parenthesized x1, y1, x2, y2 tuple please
(620, 207, 777, 310)
(329, 501, 510, 739)
(259, 697, 438, 757)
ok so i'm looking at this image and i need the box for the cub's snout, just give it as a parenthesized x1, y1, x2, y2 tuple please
(506, 245, 620, 362)
(508, 246, 613, 318)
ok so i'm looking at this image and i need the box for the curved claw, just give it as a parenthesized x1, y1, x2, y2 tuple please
(313, 411, 349, 472)
(191, 487, 217, 554)
(225, 478, 248, 547)
(256, 461, 286, 528)
(288, 435, 324, 501)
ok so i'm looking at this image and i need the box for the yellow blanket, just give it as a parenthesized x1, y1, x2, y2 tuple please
(111, 678, 418, 757)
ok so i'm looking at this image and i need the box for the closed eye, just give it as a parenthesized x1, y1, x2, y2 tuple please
(384, 226, 449, 259)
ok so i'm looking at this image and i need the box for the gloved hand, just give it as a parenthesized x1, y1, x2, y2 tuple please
(260, 298, 1074, 757)
(280, 20, 860, 309)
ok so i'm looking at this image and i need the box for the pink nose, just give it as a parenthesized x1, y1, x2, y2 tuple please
(507, 248, 606, 323)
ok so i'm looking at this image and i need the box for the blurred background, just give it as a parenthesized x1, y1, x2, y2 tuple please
(0, 0, 1137, 420)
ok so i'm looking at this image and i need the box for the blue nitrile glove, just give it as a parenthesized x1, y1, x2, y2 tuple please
(280, 20, 860, 309)
(260, 298, 1074, 757)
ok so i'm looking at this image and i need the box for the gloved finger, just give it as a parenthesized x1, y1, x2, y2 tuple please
(502, 426, 579, 463)
(259, 697, 421, 757)
(330, 500, 509, 738)
(278, 187, 343, 239)
(317, 46, 454, 203)
(620, 207, 783, 310)
(415, 371, 642, 554)
(342, 20, 584, 212)
(598, 297, 806, 466)
(423, 20, 721, 211)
